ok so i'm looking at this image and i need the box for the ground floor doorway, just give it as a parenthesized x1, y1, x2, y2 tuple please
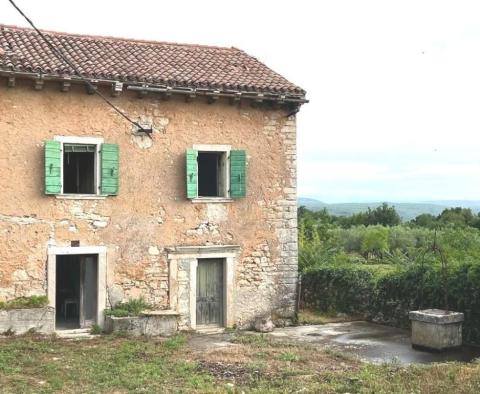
(196, 258, 224, 327)
(55, 254, 98, 330)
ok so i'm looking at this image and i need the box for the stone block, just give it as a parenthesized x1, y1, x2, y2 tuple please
(409, 309, 464, 351)
(254, 316, 275, 333)
(148, 246, 160, 255)
(104, 315, 144, 336)
(142, 311, 178, 337)
(0, 307, 55, 334)
(104, 310, 178, 337)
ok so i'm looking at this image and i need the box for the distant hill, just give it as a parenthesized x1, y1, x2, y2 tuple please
(298, 198, 480, 221)
(424, 200, 480, 211)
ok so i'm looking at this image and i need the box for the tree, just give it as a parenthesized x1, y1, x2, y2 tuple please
(412, 213, 437, 228)
(361, 225, 389, 260)
(437, 207, 478, 228)
(298, 205, 309, 220)
(366, 203, 401, 226)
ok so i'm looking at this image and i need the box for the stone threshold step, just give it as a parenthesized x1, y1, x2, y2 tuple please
(56, 328, 96, 339)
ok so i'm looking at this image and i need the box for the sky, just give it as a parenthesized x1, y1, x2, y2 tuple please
(2, 0, 480, 203)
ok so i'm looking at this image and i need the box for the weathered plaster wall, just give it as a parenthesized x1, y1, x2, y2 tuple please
(0, 79, 298, 327)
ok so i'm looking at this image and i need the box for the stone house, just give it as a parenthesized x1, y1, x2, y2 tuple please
(0, 24, 306, 333)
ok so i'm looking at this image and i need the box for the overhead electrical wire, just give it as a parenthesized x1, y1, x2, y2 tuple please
(7, 0, 152, 135)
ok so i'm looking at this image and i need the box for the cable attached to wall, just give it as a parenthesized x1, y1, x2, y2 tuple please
(7, 0, 153, 137)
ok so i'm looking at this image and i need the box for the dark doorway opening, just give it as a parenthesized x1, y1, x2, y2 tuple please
(196, 258, 224, 327)
(197, 152, 225, 197)
(56, 254, 98, 330)
(63, 144, 96, 194)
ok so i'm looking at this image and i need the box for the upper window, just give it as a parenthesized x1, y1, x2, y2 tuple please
(63, 144, 96, 194)
(186, 145, 246, 200)
(44, 137, 119, 197)
(197, 151, 227, 197)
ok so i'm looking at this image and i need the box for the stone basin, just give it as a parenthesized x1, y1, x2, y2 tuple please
(409, 309, 464, 351)
(104, 310, 179, 337)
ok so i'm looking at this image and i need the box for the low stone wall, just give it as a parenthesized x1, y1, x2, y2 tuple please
(0, 307, 55, 334)
(104, 311, 178, 337)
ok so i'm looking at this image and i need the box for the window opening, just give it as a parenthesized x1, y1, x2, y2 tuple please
(198, 152, 225, 197)
(63, 144, 95, 194)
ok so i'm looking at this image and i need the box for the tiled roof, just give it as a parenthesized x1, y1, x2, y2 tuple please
(0, 24, 305, 98)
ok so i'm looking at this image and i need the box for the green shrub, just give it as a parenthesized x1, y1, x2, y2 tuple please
(104, 297, 152, 317)
(0, 295, 48, 310)
(90, 324, 102, 335)
(361, 225, 389, 260)
(334, 226, 366, 254)
(301, 264, 381, 315)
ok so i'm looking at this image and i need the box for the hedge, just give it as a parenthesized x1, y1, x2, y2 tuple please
(301, 262, 480, 344)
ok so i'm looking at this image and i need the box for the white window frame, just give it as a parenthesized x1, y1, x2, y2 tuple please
(192, 144, 232, 203)
(54, 136, 104, 198)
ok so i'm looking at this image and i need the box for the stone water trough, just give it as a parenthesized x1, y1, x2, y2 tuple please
(104, 310, 179, 337)
(0, 307, 55, 334)
(409, 309, 464, 351)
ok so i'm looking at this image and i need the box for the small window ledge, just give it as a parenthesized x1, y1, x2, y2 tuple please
(191, 197, 233, 204)
(55, 194, 107, 200)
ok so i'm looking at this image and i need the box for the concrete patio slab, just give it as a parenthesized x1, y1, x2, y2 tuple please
(189, 332, 237, 352)
(269, 321, 480, 365)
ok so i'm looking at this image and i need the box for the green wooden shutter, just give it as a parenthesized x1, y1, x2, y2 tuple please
(100, 143, 119, 195)
(230, 150, 246, 198)
(44, 140, 62, 194)
(186, 149, 198, 199)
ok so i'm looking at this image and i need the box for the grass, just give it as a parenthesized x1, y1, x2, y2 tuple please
(278, 351, 300, 362)
(0, 332, 480, 393)
(0, 296, 48, 310)
(0, 333, 211, 393)
(231, 333, 269, 346)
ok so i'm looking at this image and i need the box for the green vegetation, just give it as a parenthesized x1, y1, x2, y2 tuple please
(90, 324, 102, 335)
(1, 334, 479, 393)
(299, 204, 480, 343)
(278, 351, 300, 362)
(0, 334, 212, 393)
(104, 297, 152, 317)
(0, 296, 48, 310)
(231, 333, 270, 346)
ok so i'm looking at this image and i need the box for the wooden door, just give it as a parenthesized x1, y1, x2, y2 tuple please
(196, 259, 224, 326)
(79, 255, 98, 328)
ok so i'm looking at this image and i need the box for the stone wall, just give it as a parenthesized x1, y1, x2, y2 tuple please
(0, 79, 298, 328)
(234, 116, 298, 327)
(0, 307, 55, 334)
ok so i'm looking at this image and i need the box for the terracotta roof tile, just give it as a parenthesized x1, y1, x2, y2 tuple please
(0, 24, 305, 96)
